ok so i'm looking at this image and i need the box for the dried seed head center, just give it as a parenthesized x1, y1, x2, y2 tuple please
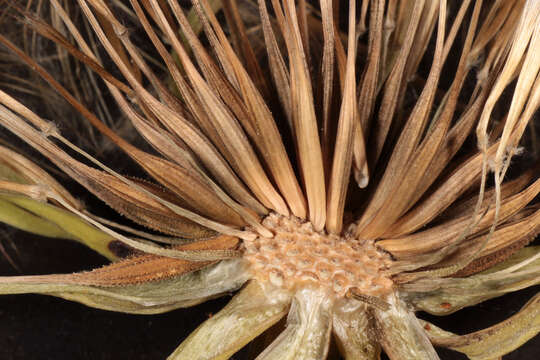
(244, 213, 394, 298)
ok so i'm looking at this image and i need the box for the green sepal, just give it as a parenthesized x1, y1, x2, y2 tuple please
(373, 294, 440, 360)
(256, 288, 333, 360)
(169, 281, 290, 360)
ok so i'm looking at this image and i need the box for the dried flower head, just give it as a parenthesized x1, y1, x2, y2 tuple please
(0, 0, 539, 359)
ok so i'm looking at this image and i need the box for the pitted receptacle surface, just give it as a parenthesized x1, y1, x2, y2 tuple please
(243, 213, 394, 298)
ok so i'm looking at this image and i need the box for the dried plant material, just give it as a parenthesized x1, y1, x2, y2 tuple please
(256, 288, 332, 360)
(281, 0, 326, 230)
(430, 207, 540, 277)
(353, 0, 384, 186)
(0, 144, 80, 208)
(169, 281, 289, 359)
(374, 293, 440, 360)
(333, 300, 381, 359)
(424, 293, 540, 360)
(402, 246, 540, 315)
(0, 259, 249, 314)
(379, 177, 540, 260)
(189, 0, 308, 218)
(0, 0, 538, 359)
(368, 0, 425, 167)
(326, 0, 357, 234)
(318, 0, 335, 154)
(356, 0, 447, 239)
(2, 235, 239, 287)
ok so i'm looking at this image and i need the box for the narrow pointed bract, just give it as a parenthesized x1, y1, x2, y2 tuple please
(169, 281, 289, 360)
(374, 294, 440, 360)
(332, 300, 381, 359)
(256, 288, 332, 360)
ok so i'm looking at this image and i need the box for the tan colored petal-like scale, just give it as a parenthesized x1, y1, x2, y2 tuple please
(256, 288, 332, 360)
(169, 281, 290, 360)
(332, 299, 381, 360)
(374, 294, 440, 360)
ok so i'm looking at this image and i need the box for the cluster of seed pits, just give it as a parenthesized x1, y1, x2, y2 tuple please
(244, 213, 394, 298)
